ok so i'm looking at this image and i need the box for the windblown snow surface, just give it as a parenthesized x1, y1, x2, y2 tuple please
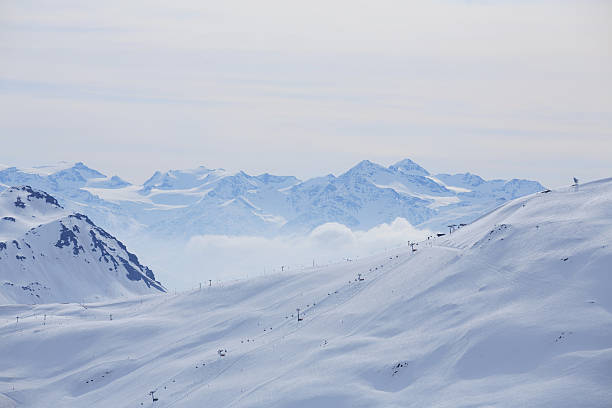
(0, 179, 611, 407)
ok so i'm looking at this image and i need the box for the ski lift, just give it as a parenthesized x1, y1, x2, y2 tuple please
(218, 349, 227, 357)
(149, 391, 158, 402)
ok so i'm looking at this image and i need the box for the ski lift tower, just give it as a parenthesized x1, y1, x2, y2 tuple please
(296, 308, 303, 322)
(573, 177, 579, 191)
(149, 390, 158, 402)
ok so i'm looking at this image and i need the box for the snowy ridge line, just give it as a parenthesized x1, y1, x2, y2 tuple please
(460, 179, 599, 237)
(456, 190, 540, 235)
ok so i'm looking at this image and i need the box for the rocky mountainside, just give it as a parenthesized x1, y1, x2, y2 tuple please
(0, 186, 165, 304)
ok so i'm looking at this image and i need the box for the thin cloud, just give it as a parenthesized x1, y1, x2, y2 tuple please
(150, 218, 431, 289)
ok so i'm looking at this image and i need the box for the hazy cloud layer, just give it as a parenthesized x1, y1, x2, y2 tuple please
(1, 1, 610, 187)
(151, 218, 430, 290)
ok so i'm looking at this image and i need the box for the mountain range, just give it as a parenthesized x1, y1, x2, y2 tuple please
(0, 159, 545, 240)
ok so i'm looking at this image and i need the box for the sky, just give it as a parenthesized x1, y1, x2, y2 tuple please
(1, 0, 611, 188)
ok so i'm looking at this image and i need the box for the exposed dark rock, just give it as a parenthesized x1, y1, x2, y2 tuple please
(14, 196, 25, 208)
(55, 223, 84, 255)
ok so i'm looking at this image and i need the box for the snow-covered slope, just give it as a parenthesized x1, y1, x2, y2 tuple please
(0, 160, 545, 240)
(0, 186, 166, 304)
(0, 179, 610, 407)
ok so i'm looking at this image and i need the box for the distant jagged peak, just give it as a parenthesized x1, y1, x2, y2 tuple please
(69, 161, 106, 179)
(435, 172, 488, 188)
(1, 186, 63, 210)
(168, 165, 217, 176)
(142, 166, 301, 193)
(0, 186, 67, 242)
(142, 165, 228, 191)
(296, 173, 337, 189)
(253, 173, 302, 192)
(433, 172, 546, 195)
(389, 158, 430, 176)
(87, 175, 132, 189)
(3, 161, 107, 179)
(16, 161, 75, 176)
(235, 170, 253, 179)
(341, 160, 392, 178)
(142, 170, 163, 187)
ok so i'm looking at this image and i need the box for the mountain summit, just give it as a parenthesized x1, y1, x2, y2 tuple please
(389, 158, 430, 176)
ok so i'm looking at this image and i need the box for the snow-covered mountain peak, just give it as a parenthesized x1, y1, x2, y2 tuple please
(16, 161, 79, 176)
(141, 166, 227, 192)
(0, 162, 107, 195)
(0, 186, 66, 241)
(342, 159, 392, 179)
(71, 162, 106, 179)
(0, 187, 166, 304)
(24, 161, 105, 180)
(255, 173, 300, 188)
(86, 175, 132, 189)
(1, 185, 63, 211)
(389, 158, 430, 176)
(435, 172, 485, 188)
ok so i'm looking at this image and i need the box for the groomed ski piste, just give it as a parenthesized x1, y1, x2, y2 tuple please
(1, 179, 611, 407)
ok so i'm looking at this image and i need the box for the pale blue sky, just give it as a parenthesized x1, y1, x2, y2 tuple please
(1, 0, 610, 187)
